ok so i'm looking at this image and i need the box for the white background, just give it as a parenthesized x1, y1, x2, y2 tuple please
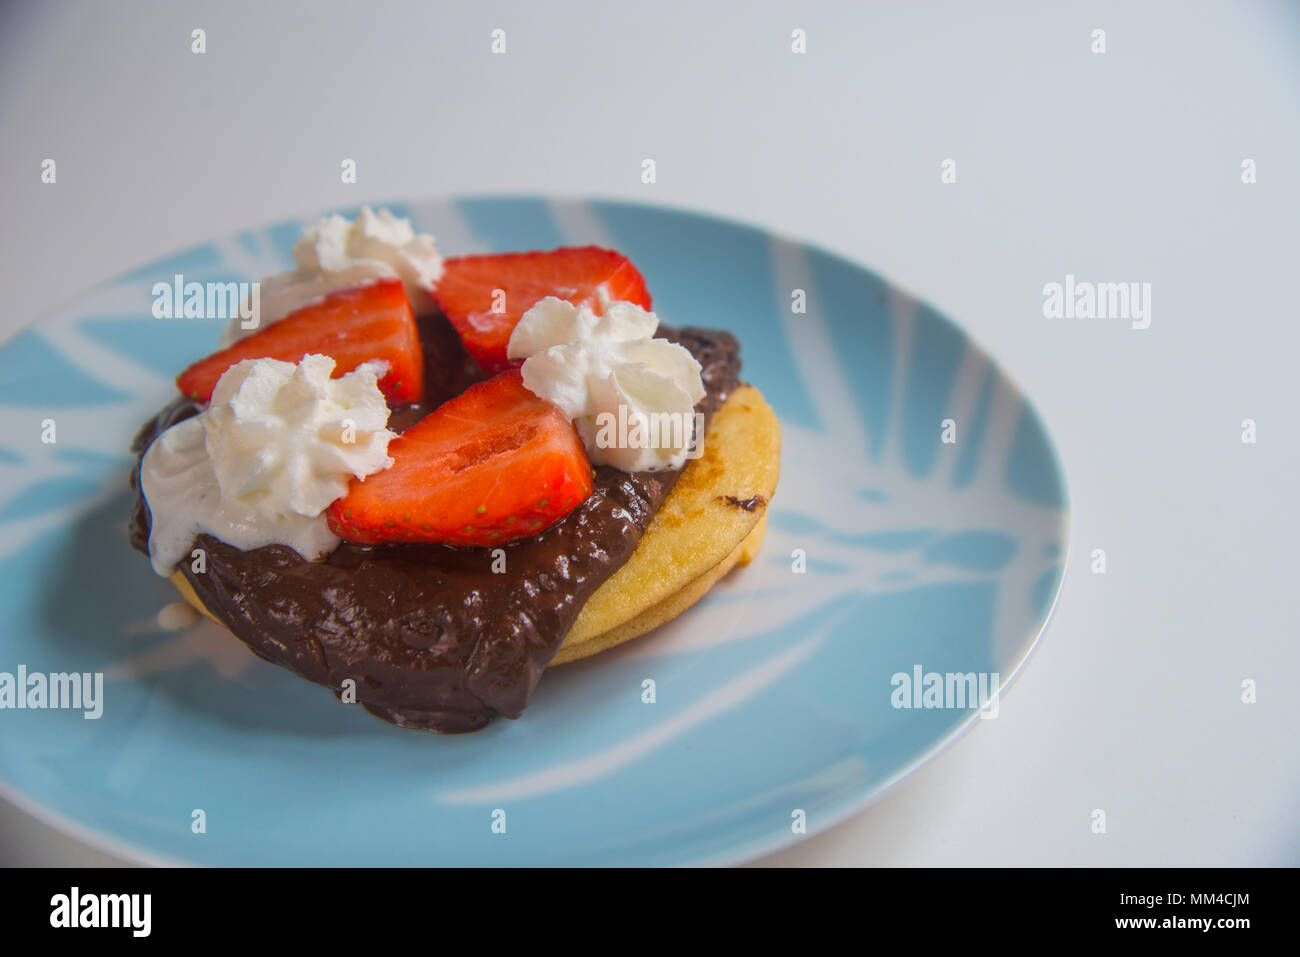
(1, 0, 1296, 866)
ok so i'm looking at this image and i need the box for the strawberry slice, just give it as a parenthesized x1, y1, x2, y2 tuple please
(433, 246, 651, 373)
(176, 279, 423, 404)
(326, 368, 593, 547)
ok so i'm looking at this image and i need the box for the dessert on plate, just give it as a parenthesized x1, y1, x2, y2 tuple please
(128, 207, 780, 732)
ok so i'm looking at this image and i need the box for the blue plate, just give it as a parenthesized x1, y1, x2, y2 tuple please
(0, 197, 1067, 865)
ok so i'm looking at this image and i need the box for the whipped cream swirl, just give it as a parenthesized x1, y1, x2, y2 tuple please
(507, 298, 705, 471)
(224, 207, 442, 345)
(293, 206, 442, 310)
(141, 355, 396, 575)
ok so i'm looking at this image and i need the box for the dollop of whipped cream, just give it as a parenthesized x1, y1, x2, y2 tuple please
(507, 297, 705, 471)
(141, 355, 396, 575)
(293, 207, 443, 308)
(223, 207, 442, 345)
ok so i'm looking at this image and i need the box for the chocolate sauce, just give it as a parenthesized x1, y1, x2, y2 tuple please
(128, 312, 741, 733)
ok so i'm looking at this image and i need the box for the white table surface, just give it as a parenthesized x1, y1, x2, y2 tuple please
(1, 0, 1296, 867)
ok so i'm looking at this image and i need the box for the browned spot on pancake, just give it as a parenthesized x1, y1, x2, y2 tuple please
(655, 511, 685, 531)
(719, 494, 766, 512)
(695, 462, 725, 485)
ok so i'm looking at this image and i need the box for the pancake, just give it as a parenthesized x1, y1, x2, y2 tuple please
(555, 384, 778, 658)
(168, 384, 780, 666)
(551, 513, 768, 665)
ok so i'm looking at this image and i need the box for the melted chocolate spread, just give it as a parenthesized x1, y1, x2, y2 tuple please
(128, 311, 741, 733)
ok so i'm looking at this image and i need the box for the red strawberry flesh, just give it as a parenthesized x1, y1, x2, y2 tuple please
(326, 368, 593, 547)
(176, 278, 423, 404)
(432, 246, 651, 373)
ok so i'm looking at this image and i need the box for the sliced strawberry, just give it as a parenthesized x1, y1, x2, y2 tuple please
(433, 246, 651, 373)
(327, 368, 593, 547)
(176, 279, 423, 404)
